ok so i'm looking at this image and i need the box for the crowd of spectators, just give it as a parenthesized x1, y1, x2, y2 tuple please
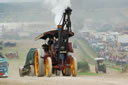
(79, 32, 128, 65)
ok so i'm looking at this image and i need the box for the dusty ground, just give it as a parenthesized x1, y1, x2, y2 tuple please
(1, 73, 128, 85)
(0, 40, 128, 85)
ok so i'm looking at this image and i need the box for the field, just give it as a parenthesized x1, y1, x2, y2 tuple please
(0, 39, 128, 85)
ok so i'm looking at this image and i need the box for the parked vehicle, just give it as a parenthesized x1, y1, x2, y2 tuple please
(0, 41, 3, 50)
(5, 51, 19, 59)
(123, 46, 128, 52)
(4, 42, 16, 47)
(0, 54, 8, 78)
(95, 58, 106, 73)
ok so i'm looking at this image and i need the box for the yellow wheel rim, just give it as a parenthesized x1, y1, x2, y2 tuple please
(62, 67, 66, 74)
(63, 67, 66, 74)
(35, 50, 39, 76)
(45, 58, 49, 77)
(70, 58, 75, 76)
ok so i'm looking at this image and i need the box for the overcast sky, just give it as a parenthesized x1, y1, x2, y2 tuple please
(0, 0, 41, 3)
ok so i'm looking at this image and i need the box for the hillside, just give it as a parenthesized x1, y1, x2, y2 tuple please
(0, 2, 53, 22)
(73, 38, 98, 64)
(0, 2, 128, 24)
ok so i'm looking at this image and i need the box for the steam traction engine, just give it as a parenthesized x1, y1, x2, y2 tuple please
(19, 7, 77, 77)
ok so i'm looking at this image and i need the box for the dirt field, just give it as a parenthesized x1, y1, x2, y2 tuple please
(1, 73, 128, 85)
(0, 40, 128, 85)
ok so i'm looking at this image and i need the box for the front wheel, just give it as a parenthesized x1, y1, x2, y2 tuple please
(56, 70, 61, 76)
(45, 57, 52, 77)
(62, 68, 71, 76)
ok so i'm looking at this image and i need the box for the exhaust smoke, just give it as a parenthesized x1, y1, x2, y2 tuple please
(42, 0, 71, 25)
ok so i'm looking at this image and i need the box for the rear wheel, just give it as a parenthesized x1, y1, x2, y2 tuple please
(35, 49, 45, 77)
(70, 57, 77, 76)
(103, 64, 106, 73)
(45, 57, 52, 77)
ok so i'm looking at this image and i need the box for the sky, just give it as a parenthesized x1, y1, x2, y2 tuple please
(0, 0, 41, 3)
